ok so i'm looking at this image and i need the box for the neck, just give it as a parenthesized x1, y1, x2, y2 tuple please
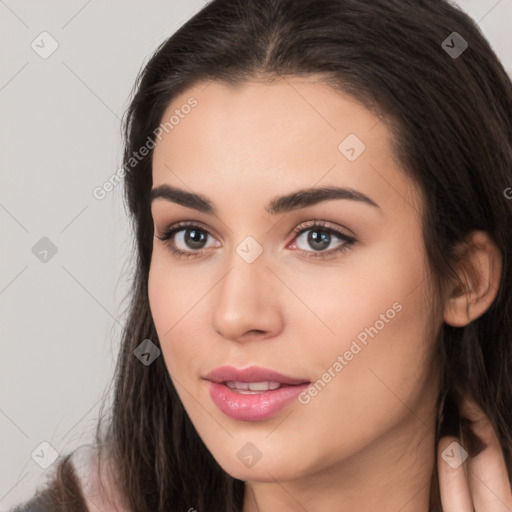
(242, 409, 437, 512)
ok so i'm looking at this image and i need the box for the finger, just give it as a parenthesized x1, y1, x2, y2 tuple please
(438, 434, 474, 512)
(460, 397, 512, 511)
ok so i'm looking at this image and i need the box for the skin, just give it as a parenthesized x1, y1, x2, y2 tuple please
(146, 77, 509, 512)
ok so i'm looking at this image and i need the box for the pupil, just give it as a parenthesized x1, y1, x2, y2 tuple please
(186, 229, 206, 249)
(309, 230, 330, 251)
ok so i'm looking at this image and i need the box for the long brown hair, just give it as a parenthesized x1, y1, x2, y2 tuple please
(21, 1, 512, 511)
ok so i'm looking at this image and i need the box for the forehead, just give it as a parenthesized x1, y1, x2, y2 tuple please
(151, 78, 422, 217)
(154, 77, 384, 160)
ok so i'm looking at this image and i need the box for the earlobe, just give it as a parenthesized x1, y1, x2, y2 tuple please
(443, 231, 502, 328)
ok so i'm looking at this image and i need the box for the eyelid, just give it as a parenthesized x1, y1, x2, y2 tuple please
(290, 219, 354, 239)
(155, 220, 219, 240)
(156, 219, 352, 240)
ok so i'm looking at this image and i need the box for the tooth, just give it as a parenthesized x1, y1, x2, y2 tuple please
(225, 381, 283, 391)
(248, 381, 281, 391)
(226, 381, 249, 390)
(248, 382, 268, 391)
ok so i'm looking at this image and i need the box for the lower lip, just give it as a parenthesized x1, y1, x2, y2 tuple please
(207, 381, 309, 421)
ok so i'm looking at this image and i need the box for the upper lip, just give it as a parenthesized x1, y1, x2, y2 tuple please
(204, 365, 310, 385)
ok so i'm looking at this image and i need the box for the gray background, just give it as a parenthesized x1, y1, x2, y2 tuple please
(1, 0, 511, 508)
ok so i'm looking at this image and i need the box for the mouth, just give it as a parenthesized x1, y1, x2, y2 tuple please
(223, 380, 289, 393)
(203, 365, 310, 421)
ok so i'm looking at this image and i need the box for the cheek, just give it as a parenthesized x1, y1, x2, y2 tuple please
(294, 227, 436, 431)
(291, 226, 429, 352)
(147, 252, 213, 376)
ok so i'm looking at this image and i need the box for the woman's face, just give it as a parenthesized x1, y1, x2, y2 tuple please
(149, 77, 441, 484)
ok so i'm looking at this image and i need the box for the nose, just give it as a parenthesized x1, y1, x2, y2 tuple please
(211, 246, 283, 342)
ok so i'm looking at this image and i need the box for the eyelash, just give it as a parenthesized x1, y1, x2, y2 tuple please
(155, 220, 356, 260)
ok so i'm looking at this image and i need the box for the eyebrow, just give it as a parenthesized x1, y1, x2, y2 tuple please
(150, 184, 380, 215)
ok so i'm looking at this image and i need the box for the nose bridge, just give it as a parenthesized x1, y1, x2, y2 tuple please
(218, 238, 269, 312)
(211, 237, 282, 339)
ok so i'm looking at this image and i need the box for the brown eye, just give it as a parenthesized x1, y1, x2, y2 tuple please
(291, 221, 356, 259)
(156, 222, 218, 258)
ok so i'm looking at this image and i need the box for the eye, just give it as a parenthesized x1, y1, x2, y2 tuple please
(155, 222, 218, 259)
(155, 220, 356, 260)
(289, 220, 356, 259)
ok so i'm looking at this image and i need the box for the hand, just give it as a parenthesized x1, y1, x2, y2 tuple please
(438, 396, 512, 511)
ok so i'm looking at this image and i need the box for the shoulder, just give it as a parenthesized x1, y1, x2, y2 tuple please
(9, 445, 129, 512)
(69, 444, 130, 512)
(9, 497, 55, 512)
(9, 498, 55, 512)
(9, 451, 88, 512)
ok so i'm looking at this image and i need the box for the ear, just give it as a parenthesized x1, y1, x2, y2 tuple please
(443, 230, 502, 327)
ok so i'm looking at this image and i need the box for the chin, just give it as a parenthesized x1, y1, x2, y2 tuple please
(220, 461, 300, 483)
(207, 442, 309, 483)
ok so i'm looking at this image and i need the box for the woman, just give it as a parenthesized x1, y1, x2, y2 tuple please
(12, 0, 512, 510)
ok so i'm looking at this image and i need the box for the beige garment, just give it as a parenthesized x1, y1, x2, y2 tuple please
(70, 444, 130, 512)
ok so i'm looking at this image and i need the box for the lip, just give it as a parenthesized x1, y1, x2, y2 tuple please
(204, 365, 310, 421)
(203, 365, 310, 386)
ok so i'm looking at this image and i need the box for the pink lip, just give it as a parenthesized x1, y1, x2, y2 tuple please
(203, 365, 309, 385)
(203, 365, 310, 421)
